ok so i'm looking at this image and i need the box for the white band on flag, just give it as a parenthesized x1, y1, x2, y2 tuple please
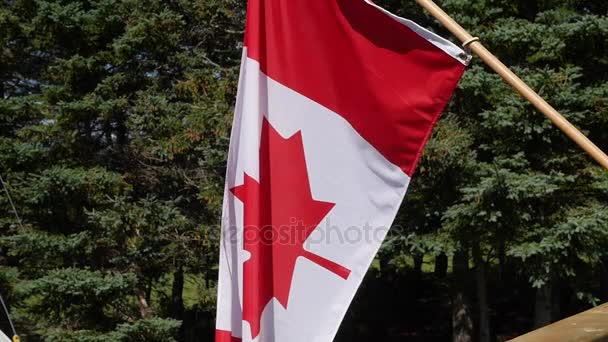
(0, 329, 11, 342)
(216, 1, 468, 340)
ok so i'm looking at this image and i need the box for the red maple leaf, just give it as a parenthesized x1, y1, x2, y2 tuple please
(230, 118, 351, 338)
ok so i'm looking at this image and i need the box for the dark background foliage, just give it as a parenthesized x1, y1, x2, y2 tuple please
(0, 0, 607, 341)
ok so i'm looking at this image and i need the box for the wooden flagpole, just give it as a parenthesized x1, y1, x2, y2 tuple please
(415, 0, 608, 170)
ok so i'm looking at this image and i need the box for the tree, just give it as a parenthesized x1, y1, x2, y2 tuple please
(377, 0, 608, 340)
(1, 0, 244, 340)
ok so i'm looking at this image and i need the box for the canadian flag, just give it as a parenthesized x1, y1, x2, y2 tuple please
(0, 330, 10, 342)
(215, 1, 468, 341)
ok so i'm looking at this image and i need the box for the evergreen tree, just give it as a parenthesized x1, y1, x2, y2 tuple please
(1, 0, 244, 340)
(380, 0, 608, 340)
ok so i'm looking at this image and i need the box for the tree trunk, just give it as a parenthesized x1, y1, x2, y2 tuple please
(453, 250, 473, 342)
(413, 253, 424, 275)
(473, 243, 490, 342)
(552, 279, 561, 321)
(601, 256, 608, 302)
(497, 240, 506, 282)
(137, 280, 154, 319)
(116, 112, 129, 151)
(171, 266, 185, 319)
(145, 280, 152, 304)
(522, 1, 539, 21)
(435, 253, 448, 279)
(534, 282, 552, 328)
(138, 293, 152, 318)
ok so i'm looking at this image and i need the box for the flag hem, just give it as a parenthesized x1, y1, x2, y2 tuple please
(406, 63, 466, 176)
(363, 0, 470, 66)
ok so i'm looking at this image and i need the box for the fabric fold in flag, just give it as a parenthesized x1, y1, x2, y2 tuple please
(215, 1, 468, 341)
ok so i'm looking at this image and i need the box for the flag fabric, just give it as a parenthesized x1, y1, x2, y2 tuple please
(0, 330, 10, 342)
(215, 1, 468, 341)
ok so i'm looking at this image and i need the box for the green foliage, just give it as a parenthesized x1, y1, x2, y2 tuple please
(43, 318, 181, 342)
(379, 0, 608, 336)
(508, 204, 608, 288)
(434, 0, 608, 298)
(17, 269, 137, 328)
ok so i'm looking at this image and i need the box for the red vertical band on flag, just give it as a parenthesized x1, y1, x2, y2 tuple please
(244, 0, 465, 176)
(215, 329, 242, 342)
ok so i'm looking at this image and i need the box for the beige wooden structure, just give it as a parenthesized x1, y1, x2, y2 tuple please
(509, 303, 608, 342)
